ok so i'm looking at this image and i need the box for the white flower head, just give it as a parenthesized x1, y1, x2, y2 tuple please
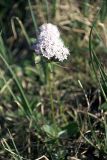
(33, 23, 70, 61)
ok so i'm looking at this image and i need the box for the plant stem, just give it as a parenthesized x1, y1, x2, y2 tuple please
(47, 63, 55, 123)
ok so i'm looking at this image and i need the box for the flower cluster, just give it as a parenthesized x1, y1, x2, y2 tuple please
(33, 23, 70, 61)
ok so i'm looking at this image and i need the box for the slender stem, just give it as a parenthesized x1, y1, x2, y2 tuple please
(47, 63, 55, 123)
(28, 0, 38, 35)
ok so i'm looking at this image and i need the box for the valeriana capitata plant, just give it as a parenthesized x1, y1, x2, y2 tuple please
(32, 23, 70, 122)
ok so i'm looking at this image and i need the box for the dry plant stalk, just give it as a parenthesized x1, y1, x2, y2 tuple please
(36, 155, 49, 160)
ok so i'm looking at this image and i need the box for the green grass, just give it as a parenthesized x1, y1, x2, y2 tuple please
(0, 0, 107, 160)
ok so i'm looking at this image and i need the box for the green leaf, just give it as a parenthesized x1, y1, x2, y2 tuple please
(59, 121, 79, 138)
(42, 124, 59, 138)
(100, 102, 107, 111)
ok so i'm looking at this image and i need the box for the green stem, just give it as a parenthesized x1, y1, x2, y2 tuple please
(47, 63, 55, 123)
